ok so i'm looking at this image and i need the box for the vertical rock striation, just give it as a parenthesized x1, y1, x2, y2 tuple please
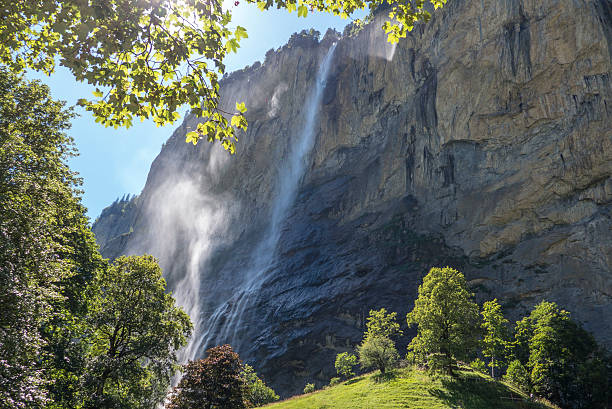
(93, 0, 612, 396)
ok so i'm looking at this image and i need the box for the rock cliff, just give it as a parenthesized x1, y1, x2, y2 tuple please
(93, 0, 612, 396)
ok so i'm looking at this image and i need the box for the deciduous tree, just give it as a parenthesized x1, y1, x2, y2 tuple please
(406, 267, 480, 375)
(481, 299, 508, 378)
(0, 69, 101, 409)
(242, 364, 279, 407)
(364, 308, 403, 340)
(510, 301, 611, 408)
(357, 335, 398, 375)
(83, 255, 192, 409)
(166, 344, 247, 409)
(335, 352, 358, 379)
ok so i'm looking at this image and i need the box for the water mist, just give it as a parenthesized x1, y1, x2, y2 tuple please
(200, 43, 338, 351)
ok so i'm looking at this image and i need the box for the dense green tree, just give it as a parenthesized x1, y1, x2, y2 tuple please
(480, 299, 509, 378)
(357, 309, 400, 375)
(166, 344, 247, 409)
(0, 0, 446, 151)
(335, 352, 358, 379)
(0, 69, 103, 409)
(242, 364, 279, 407)
(364, 308, 403, 340)
(357, 336, 399, 375)
(505, 359, 529, 391)
(509, 301, 611, 409)
(82, 255, 192, 409)
(406, 267, 480, 375)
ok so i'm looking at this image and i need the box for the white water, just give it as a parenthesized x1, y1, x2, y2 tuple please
(198, 43, 338, 352)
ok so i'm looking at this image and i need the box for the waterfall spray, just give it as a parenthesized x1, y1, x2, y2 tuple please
(200, 42, 338, 352)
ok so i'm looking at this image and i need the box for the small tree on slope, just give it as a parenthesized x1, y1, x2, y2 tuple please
(481, 299, 509, 378)
(406, 267, 480, 375)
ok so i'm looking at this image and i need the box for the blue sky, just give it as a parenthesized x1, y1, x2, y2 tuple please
(26, 5, 366, 221)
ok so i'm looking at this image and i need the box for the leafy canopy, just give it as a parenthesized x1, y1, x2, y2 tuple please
(406, 267, 480, 375)
(243, 364, 279, 407)
(480, 299, 509, 378)
(510, 301, 611, 408)
(0, 68, 100, 409)
(0, 0, 446, 152)
(357, 335, 398, 375)
(364, 308, 403, 340)
(83, 255, 192, 409)
(335, 352, 358, 379)
(167, 344, 247, 409)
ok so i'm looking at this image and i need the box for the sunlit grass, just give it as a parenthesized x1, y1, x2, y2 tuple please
(258, 367, 558, 409)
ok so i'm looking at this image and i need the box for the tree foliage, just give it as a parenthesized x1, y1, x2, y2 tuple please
(243, 364, 279, 407)
(509, 301, 611, 409)
(357, 336, 398, 375)
(335, 352, 358, 379)
(505, 359, 529, 391)
(83, 255, 192, 409)
(0, 0, 446, 152)
(480, 299, 508, 378)
(303, 383, 315, 394)
(406, 267, 480, 375)
(0, 69, 102, 409)
(167, 344, 247, 409)
(364, 308, 403, 340)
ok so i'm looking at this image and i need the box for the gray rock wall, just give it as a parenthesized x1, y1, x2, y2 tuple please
(93, 0, 612, 396)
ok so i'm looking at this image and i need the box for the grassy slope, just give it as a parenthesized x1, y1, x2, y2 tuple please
(259, 368, 558, 409)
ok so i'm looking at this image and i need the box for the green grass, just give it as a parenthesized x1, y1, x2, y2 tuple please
(258, 367, 558, 409)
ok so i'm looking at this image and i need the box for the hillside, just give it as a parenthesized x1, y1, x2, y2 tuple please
(260, 368, 557, 409)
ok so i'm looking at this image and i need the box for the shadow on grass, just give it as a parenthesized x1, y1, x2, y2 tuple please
(428, 373, 551, 409)
(372, 370, 398, 383)
(344, 376, 366, 385)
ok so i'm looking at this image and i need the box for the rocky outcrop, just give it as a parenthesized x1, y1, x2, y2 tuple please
(93, 0, 612, 397)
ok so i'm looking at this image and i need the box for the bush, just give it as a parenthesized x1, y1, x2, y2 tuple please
(329, 377, 341, 387)
(357, 336, 399, 375)
(335, 352, 358, 379)
(243, 364, 279, 407)
(166, 345, 246, 409)
(303, 383, 315, 394)
(505, 360, 529, 391)
(425, 353, 452, 374)
(469, 358, 487, 374)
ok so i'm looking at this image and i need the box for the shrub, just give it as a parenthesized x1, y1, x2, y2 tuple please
(329, 377, 341, 386)
(505, 360, 529, 391)
(357, 336, 398, 375)
(303, 383, 315, 394)
(243, 364, 279, 407)
(335, 352, 358, 379)
(469, 358, 487, 374)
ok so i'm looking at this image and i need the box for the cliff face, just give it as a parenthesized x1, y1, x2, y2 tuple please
(93, 0, 612, 396)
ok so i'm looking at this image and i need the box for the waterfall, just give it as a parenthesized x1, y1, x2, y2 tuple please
(198, 42, 338, 353)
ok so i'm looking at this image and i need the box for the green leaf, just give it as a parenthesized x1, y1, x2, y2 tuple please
(235, 26, 248, 41)
(297, 5, 308, 18)
(235, 101, 247, 113)
(185, 131, 199, 145)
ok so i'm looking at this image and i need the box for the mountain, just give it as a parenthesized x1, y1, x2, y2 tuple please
(92, 0, 612, 397)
